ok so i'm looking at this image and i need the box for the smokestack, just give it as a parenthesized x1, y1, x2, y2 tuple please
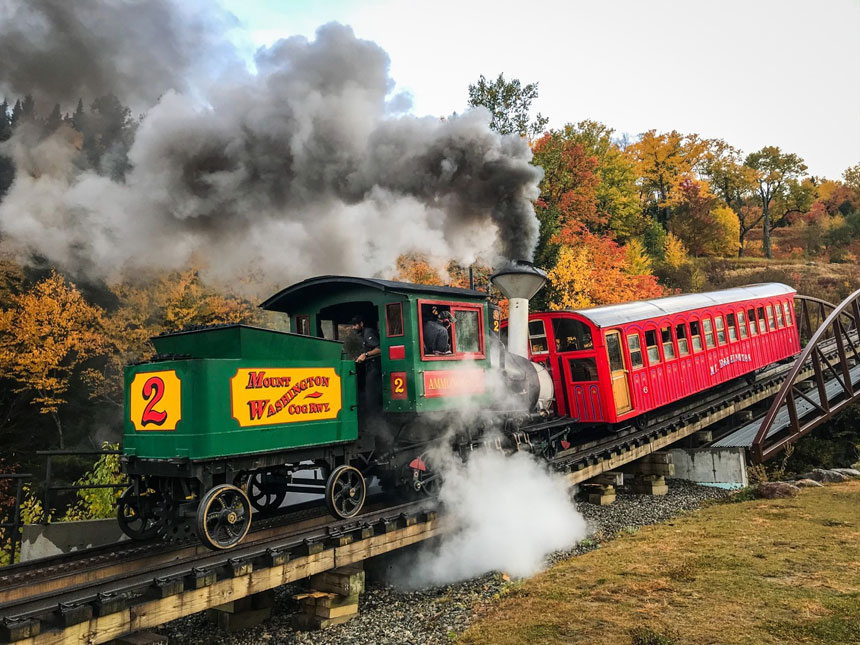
(490, 260, 547, 358)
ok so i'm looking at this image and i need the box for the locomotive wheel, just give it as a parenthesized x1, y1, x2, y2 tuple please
(246, 471, 287, 512)
(410, 454, 440, 497)
(196, 484, 252, 550)
(117, 486, 163, 540)
(325, 465, 366, 519)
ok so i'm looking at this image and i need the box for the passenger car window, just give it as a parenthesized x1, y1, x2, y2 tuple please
(766, 305, 776, 331)
(385, 303, 404, 337)
(737, 310, 748, 339)
(748, 308, 758, 336)
(757, 307, 766, 333)
(645, 329, 661, 364)
(726, 313, 738, 342)
(676, 323, 689, 356)
(690, 320, 703, 351)
(529, 320, 549, 354)
(454, 310, 480, 353)
(552, 318, 593, 351)
(783, 301, 792, 326)
(775, 304, 784, 328)
(703, 318, 715, 348)
(661, 326, 676, 359)
(627, 333, 644, 368)
(714, 316, 726, 345)
(568, 358, 598, 382)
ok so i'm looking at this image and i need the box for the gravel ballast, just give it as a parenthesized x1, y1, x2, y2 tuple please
(157, 480, 730, 645)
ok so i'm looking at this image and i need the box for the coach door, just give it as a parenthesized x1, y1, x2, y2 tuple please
(605, 330, 633, 415)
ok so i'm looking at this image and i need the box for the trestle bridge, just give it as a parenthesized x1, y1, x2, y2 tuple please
(2, 288, 860, 645)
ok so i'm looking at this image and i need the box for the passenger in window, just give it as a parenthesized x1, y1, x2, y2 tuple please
(423, 309, 452, 354)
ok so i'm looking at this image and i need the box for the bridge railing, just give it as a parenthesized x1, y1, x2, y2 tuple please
(752, 289, 860, 462)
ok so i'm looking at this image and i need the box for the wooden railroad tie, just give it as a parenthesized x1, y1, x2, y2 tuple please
(294, 563, 366, 630)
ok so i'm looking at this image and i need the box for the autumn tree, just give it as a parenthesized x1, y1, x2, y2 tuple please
(530, 130, 601, 269)
(627, 130, 708, 225)
(467, 73, 548, 138)
(745, 146, 807, 258)
(665, 177, 738, 256)
(0, 272, 108, 448)
(394, 253, 444, 286)
(549, 121, 642, 240)
(843, 163, 860, 193)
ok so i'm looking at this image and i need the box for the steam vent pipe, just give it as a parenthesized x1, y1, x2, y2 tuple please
(490, 260, 548, 358)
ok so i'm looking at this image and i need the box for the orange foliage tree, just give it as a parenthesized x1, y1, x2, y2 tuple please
(0, 272, 108, 448)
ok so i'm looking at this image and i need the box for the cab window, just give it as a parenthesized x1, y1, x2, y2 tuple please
(529, 320, 549, 354)
(645, 329, 661, 364)
(703, 318, 715, 348)
(627, 333, 644, 369)
(690, 320, 703, 352)
(419, 301, 484, 359)
(385, 303, 404, 337)
(296, 315, 310, 336)
(737, 310, 748, 339)
(661, 326, 676, 359)
(552, 318, 593, 352)
(726, 313, 738, 342)
(676, 323, 689, 356)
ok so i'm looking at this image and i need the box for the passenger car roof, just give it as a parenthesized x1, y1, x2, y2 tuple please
(572, 283, 795, 328)
(260, 275, 487, 313)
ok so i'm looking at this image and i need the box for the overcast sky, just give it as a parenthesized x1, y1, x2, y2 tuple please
(220, 0, 859, 180)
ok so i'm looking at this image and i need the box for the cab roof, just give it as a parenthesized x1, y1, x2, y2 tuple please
(572, 283, 795, 328)
(261, 275, 487, 313)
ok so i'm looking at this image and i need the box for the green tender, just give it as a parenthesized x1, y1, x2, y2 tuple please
(123, 325, 357, 461)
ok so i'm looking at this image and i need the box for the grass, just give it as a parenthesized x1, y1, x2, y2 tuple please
(459, 481, 860, 645)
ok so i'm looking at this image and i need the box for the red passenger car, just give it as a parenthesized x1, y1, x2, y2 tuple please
(521, 283, 800, 427)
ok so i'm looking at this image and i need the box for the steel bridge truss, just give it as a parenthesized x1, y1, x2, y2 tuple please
(751, 290, 860, 463)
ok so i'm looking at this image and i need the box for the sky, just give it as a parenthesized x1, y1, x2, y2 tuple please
(219, 0, 860, 180)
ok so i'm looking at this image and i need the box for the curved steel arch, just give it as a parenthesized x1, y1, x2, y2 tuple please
(751, 289, 860, 462)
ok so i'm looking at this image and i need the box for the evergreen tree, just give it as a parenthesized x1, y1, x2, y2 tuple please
(0, 99, 13, 198)
(20, 95, 35, 119)
(71, 98, 85, 132)
(10, 99, 22, 125)
(47, 104, 62, 131)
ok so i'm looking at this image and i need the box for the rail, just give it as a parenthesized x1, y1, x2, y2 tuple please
(0, 475, 32, 566)
(752, 288, 860, 462)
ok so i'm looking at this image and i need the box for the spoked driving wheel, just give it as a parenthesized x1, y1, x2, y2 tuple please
(246, 471, 287, 512)
(117, 485, 163, 540)
(196, 484, 252, 550)
(410, 453, 440, 497)
(325, 465, 366, 519)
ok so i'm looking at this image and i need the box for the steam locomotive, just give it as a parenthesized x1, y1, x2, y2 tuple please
(119, 261, 799, 550)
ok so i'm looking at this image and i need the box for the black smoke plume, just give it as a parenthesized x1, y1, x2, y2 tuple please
(0, 3, 541, 291)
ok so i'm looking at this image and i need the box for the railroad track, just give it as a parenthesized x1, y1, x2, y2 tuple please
(0, 498, 437, 643)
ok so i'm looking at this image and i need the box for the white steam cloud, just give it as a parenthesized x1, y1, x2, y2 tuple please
(0, 5, 543, 292)
(407, 448, 586, 586)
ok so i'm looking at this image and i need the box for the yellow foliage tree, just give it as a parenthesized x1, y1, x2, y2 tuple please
(709, 206, 741, 256)
(624, 238, 653, 276)
(547, 246, 594, 310)
(663, 233, 689, 269)
(0, 272, 108, 448)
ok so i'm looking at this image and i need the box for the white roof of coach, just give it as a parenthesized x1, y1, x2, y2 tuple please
(572, 283, 795, 328)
